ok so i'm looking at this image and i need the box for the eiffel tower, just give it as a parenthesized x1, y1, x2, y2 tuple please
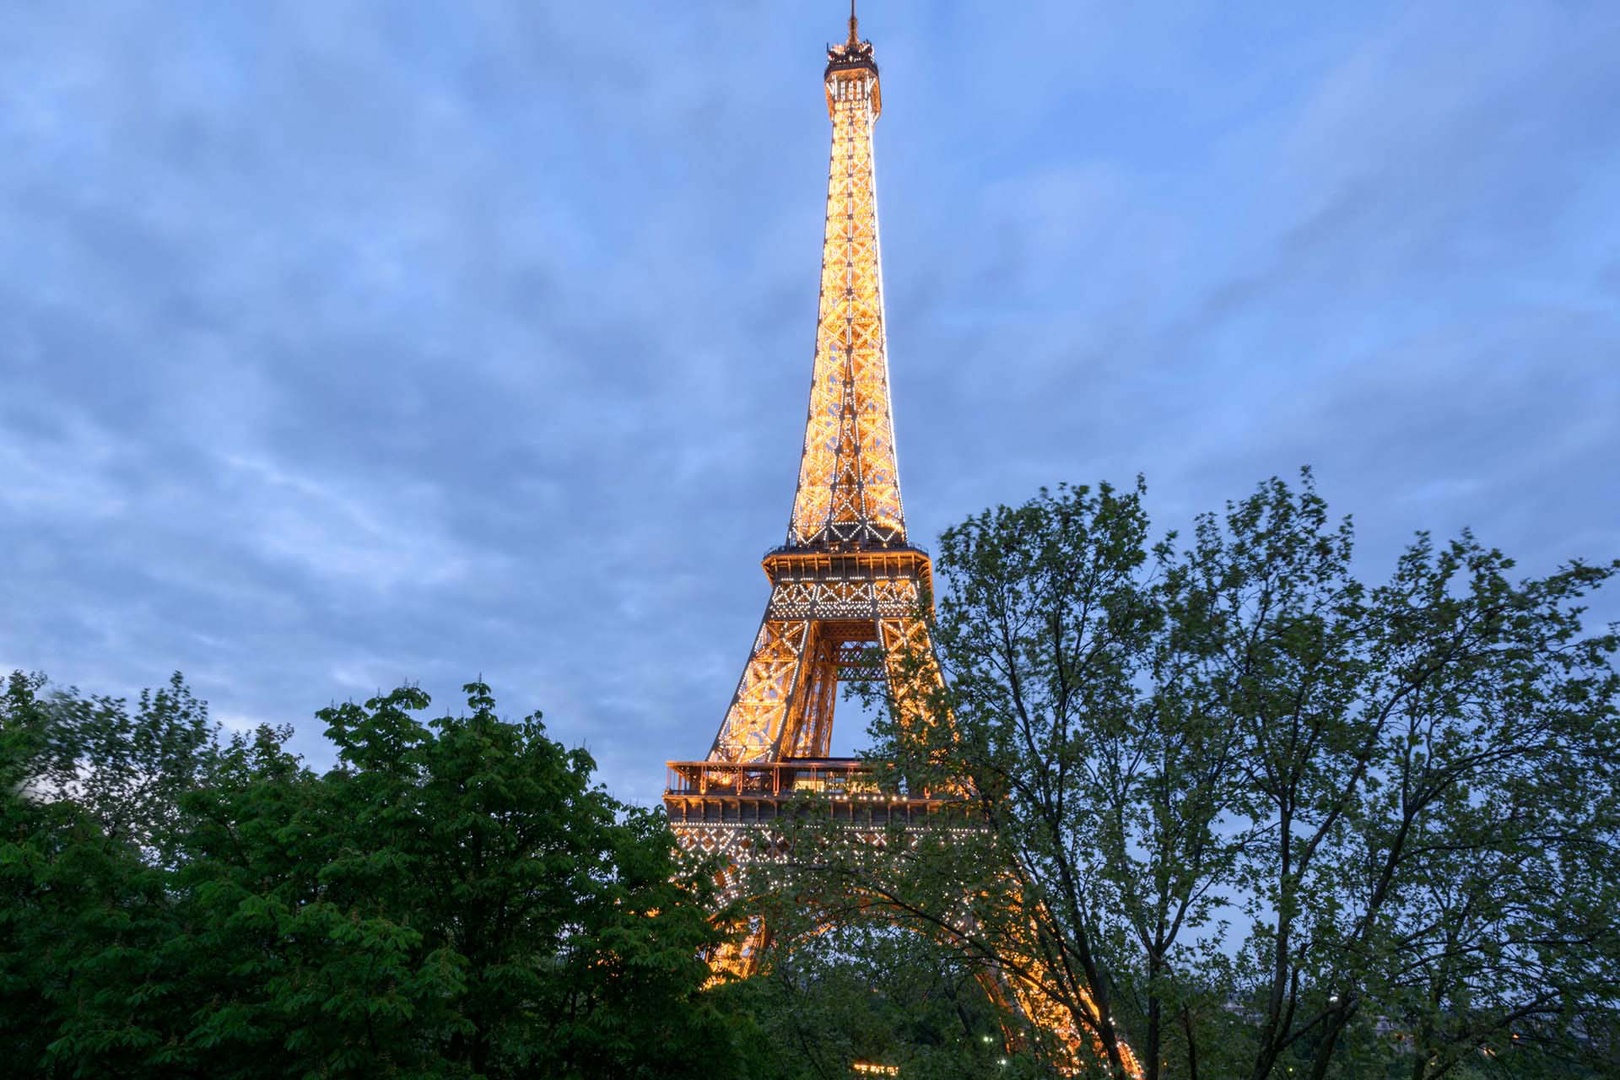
(661, 13, 1145, 1075)
(662, 7, 947, 967)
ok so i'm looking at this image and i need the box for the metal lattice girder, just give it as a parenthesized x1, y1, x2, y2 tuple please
(707, 617, 812, 763)
(706, 548, 939, 764)
(788, 36, 905, 549)
(682, 18, 952, 964)
(701, 26, 937, 764)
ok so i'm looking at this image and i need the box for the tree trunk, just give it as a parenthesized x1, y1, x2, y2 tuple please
(1144, 952, 1163, 1080)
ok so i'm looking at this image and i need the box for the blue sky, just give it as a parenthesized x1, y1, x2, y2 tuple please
(3, 1, 1617, 805)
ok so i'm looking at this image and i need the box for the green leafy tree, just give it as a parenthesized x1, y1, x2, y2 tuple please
(1, 675, 748, 1079)
(0, 670, 181, 1073)
(802, 472, 1619, 1079)
(718, 919, 1036, 1080)
(176, 682, 746, 1078)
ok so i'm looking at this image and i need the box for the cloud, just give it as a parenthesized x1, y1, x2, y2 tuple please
(1, 1, 1615, 805)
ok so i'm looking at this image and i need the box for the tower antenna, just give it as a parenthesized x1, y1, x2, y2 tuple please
(848, 0, 859, 46)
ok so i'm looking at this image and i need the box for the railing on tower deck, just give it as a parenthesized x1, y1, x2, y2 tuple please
(761, 541, 930, 561)
(665, 758, 870, 798)
(666, 757, 933, 800)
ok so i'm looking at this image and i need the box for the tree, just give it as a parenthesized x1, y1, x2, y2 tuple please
(0, 670, 185, 1072)
(720, 901, 1041, 1080)
(10, 670, 214, 862)
(802, 472, 1619, 1079)
(0, 675, 748, 1078)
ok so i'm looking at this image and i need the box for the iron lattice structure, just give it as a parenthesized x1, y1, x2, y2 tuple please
(662, 14, 1141, 1077)
(663, 10, 944, 943)
(692, 20, 937, 773)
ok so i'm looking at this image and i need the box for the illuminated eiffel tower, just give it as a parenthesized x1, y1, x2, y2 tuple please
(661, 11, 1142, 1076)
(662, 6, 945, 960)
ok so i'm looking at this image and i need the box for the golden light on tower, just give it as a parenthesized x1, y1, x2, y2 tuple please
(661, 10, 1141, 1077)
(789, 7, 900, 550)
(692, 8, 940, 774)
(663, 5, 948, 978)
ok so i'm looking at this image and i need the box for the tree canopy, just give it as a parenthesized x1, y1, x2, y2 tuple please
(5, 470, 1616, 1080)
(0, 674, 743, 1079)
(788, 472, 1620, 1079)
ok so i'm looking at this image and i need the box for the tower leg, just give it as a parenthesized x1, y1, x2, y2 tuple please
(709, 617, 813, 763)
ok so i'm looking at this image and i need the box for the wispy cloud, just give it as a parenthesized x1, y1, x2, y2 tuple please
(2, 1, 1615, 804)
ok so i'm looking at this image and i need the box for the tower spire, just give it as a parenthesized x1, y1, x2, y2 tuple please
(793, 5, 896, 548)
